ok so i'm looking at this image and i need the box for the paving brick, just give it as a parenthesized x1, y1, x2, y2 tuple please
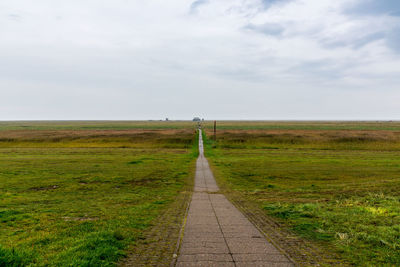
(182, 236, 226, 243)
(225, 238, 279, 254)
(176, 262, 235, 267)
(180, 241, 228, 249)
(232, 253, 291, 262)
(180, 245, 229, 254)
(178, 254, 233, 262)
(235, 262, 294, 267)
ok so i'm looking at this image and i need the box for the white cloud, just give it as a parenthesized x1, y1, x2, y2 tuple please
(0, 0, 399, 120)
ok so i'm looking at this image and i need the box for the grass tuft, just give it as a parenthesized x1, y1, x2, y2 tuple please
(0, 245, 35, 267)
(56, 231, 125, 267)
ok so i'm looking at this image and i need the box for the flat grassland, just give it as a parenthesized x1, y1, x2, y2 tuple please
(0, 121, 193, 131)
(2, 120, 400, 266)
(203, 121, 400, 266)
(0, 121, 198, 266)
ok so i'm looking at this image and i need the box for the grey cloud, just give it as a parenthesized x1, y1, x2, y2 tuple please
(244, 23, 284, 36)
(352, 32, 386, 49)
(321, 32, 385, 50)
(7, 14, 21, 21)
(346, 0, 400, 16)
(261, 0, 292, 9)
(287, 59, 346, 80)
(386, 27, 400, 52)
(190, 0, 209, 14)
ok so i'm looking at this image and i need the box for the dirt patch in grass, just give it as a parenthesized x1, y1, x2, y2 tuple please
(29, 185, 59, 191)
(128, 178, 162, 187)
(62, 216, 99, 222)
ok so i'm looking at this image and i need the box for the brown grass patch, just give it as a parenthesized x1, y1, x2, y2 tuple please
(204, 129, 400, 143)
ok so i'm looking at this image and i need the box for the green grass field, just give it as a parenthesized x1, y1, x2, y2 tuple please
(204, 125, 400, 266)
(1, 121, 399, 266)
(0, 123, 198, 266)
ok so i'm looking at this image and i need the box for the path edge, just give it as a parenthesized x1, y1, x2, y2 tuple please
(169, 191, 192, 267)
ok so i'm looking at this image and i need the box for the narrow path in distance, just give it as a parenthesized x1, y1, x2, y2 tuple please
(175, 129, 294, 267)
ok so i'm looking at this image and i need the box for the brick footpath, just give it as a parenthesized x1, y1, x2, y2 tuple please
(175, 130, 294, 267)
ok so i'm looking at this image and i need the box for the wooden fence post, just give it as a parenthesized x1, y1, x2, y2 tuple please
(213, 120, 216, 140)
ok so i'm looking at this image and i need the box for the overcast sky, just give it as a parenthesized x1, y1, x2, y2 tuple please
(1, 0, 399, 120)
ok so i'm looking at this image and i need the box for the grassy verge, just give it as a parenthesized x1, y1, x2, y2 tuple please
(0, 126, 198, 266)
(203, 126, 400, 266)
